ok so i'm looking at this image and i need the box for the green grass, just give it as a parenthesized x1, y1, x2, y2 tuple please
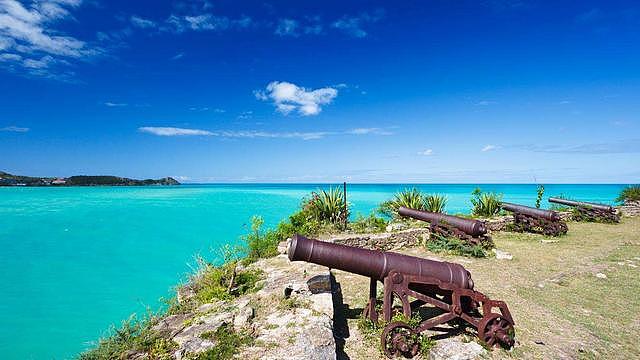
(191, 324, 253, 360)
(426, 233, 488, 258)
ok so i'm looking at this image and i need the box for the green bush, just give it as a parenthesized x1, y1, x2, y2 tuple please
(470, 188, 502, 217)
(349, 213, 388, 233)
(192, 256, 263, 303)
(423, 194, 447, 213)
(426, 234, 487, 258)
(616, 185, 640, 203)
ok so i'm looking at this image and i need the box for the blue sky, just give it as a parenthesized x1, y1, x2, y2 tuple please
(1, 0, 639, 183)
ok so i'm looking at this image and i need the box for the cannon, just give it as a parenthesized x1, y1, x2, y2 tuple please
(398, 206, 491, 246)
(288, 234, 515, 358)
(501, 202, 568, 236)
(548, 197, 620, 223)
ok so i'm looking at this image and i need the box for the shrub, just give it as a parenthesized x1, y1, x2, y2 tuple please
(535, 184, 545, 208)
(378, 188, 426, 217)
(470, 188, 502, 217)
(192, 256, 263, 303)
(423, 194, 447, 213)
(304, 186, 349, 227)
(243, 216, 281, 261)
(350, 213, 388, 233)
(616, 185, 640, 203)
(426, 234, 487, 258)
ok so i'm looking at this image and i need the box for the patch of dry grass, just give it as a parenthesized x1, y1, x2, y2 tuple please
(333, 217, 640, 359)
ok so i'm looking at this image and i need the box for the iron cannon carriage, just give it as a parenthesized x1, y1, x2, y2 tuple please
(398, 206, 492, 246)
(548, 197, 620, 223)
(288, 235, 515, 358)
(501, 202, 568, 236)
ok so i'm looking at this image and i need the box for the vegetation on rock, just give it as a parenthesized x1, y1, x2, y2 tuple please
(378, 188, 447, 217)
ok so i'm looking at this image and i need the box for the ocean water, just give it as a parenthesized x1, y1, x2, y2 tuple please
(0, 183, 627, 359)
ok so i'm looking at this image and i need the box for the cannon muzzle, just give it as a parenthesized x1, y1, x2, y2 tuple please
(548, 197, 614, 212)
(398, 206, 487, 236)
(288, 234, 474, 289)
(501, 202, 560, 221)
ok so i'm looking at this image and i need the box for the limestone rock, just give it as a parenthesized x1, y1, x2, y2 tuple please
(493, 249, 513, 260)
(386, 222, 408, 232)
(307, 274, 332, 294)
(428, 338, 487, 360)
(233, 305, 254, 330)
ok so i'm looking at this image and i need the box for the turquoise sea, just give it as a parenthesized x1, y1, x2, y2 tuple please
(0, 183, 627, 359)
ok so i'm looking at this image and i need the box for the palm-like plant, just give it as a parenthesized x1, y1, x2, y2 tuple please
(305, 186, 349, 226)
(470, 188, 502, 217)
(424, 194, 447, 213)
(378, 187, 425, 217)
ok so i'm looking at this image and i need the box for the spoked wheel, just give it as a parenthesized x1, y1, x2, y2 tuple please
(477, 313, 515, 348)
(380, 321, 420, 358)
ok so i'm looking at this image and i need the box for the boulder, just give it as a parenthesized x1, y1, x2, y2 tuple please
(428, 338, 487, 360)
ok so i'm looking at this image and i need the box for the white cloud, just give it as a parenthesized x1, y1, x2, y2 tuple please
(481, 144, 498, 152)
(275, 18, 299, 36)
(104, 101, 127, 107)
(0, 125, 29, 132)
(347, 127, 393, 135)
(475, 100, 496, 106)
(171, 52, 184, 60)
(164, 14, 251, 33)
(332, 9, 384, 38)
(256, 81, 338, 116)
(0, 0, 96, 78)
(418, 149, 433, 156)
(139, 127, 214, 136)
(130, 15, 156, 29)
(139, 126, 394, 140)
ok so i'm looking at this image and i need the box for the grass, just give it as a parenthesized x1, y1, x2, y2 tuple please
(333, 217, 640, 360)
(79, 314, 176, 360)
(616, 185, 640, 203)
(191, 324, 253, 360)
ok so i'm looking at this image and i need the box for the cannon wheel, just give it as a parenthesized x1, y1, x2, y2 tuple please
(381, 321, 420, 358)
(477, 313, 515, 348)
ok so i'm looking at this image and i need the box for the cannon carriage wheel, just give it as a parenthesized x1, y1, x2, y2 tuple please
(381, 321, 420, 358)
(477, 313, 515, 348)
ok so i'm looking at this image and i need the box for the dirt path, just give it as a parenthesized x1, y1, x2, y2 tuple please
(333, 217, 640, 359)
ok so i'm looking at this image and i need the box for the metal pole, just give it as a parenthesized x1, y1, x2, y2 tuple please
(343, 181, 348, 228)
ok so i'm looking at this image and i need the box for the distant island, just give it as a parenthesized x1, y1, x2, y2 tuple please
(0, 171, 180, 187)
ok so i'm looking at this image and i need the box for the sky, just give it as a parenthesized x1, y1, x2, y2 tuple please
(0, 0, 639, 183)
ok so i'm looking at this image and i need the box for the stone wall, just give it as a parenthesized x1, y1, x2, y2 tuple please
(320, 227, 430, 251)
(618, 201, 640, 217)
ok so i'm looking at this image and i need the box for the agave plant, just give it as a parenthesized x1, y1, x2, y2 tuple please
(378, 187, 426, 217)
(470, 188, 502, 217)
(423, 194, 447, 213)
(616, 185, 640, 203)
(305, 186, 349, 226)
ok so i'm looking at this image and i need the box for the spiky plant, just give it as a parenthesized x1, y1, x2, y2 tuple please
(378, 187, 426, 217)
(423, 194, 447, 213)
(616, 185, 640, 203)
(305, 186, 349, 227)
(470, 188, 502, 217)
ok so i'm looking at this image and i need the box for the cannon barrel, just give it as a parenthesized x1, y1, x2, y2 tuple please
(548, 197, 614, 212)
(288, 234, 474, 290)
(398, 206, 487, 237)
(501, 202, 560, 221)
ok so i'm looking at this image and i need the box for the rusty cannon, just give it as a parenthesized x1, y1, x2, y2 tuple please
(398, 206, 491, 245)
(501, 202, 568, 236)
(288, 234, 515, 358)
(548, 197, 620, 223)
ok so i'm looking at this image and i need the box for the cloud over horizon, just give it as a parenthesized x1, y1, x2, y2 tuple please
(255, 81, 338, 116)
(139, 126, 393, 140)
